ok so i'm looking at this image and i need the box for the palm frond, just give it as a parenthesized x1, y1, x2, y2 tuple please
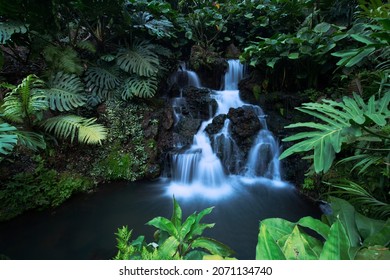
(121, 76, 158, 99)
(42, 115, 107, 145)
(0, 122, 18, 156)
(13, 130, 46, 151)
(328, 181, 390, 219)
(116, 40, 159, 77)
(45, 72, 87, 112)
(338, 154, 385, 175)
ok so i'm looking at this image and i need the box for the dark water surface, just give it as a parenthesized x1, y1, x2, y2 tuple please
(0, 179, 321, 260)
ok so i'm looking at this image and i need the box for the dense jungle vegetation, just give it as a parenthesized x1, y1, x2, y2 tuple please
(0, 0, 389, 260)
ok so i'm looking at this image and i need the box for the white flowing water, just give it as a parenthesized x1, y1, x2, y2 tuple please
(167, 60, 284, 199)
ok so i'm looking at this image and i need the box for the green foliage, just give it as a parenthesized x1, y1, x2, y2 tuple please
(114, 198, 234, 260)
(45, 72, 87, 111)
(0, 156, 94, 221)
(0, 21, 28, 44)
(329, 181, 390, 219)
(43, 45, 84, 75)
(116, 41, 160, 77)
(0, 122, 18, 156)
(121, 76, 158, 99)
(1, 74, 48, 124)
(132, 11, 175, 39)
(42, 115, 107, 145)
(279, 92, 390, 173)
(91, 100, 149, 181)
(256, 197, 390, 260)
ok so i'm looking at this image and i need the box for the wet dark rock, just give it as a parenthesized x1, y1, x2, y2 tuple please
(238, 70, 264, 104)
(205, 114, 227, 135)
(175, 117, 202, 146)
(183, 86, 217, 120)
(227, 107, 261, 153)
(225, 43, 241, 59)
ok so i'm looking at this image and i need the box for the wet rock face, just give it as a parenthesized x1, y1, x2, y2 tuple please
(205, 114, 227, 135)
(174, 117, 202, 146)
(227, 107, 261, 138)
(227, 106, 261, 153)
(183, 86, 217, 120)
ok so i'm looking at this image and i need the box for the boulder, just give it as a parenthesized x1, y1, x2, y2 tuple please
(183, 86, 217, 120)
(205, 114, 227, 135)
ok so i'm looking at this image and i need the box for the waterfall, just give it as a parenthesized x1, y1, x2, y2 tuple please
(167, 59, 283, 199)
(170, 62, 202, 125)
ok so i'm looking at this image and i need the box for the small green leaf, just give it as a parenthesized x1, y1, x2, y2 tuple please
(146, 217, 178, 238)
(288, 52, 299, 59)
(192, 237, 234, 257)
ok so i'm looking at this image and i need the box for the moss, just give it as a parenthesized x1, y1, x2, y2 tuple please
(0, 156, 94, 221)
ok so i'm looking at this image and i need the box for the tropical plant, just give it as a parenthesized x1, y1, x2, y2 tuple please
(1, 74, 107, 155)
(0, 121, 18, 156)
(279, 92, 389, 173)
(114, 198, 234, 260)
(256, 197, 390, 260)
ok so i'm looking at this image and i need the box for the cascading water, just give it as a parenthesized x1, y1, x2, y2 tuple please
(167, 60, 284, 199)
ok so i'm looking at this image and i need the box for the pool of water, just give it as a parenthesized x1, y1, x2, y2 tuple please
(0, 178, 321, 260)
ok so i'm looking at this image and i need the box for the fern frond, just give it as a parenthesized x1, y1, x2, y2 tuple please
(0, 21, 28, 44)
(45, 72, 87, 112)
(42, 115, 107, 145)
(117, 40, 159, 77)
(0, 122, 18, 155)
(121, 76, 158, 99)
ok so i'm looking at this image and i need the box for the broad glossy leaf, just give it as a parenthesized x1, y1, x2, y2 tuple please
(191, 237, 234, 257)
(180, 213, 197, 240)
(282, 226, 323, 260)
(288, 52, 299, 59)
(146, 216, 178, 238)
(158, 236, 180, 259)
(363, 219, 390, 247)
(320, 219, 350, 260)
(171, 197, 182, 229)
(256, 221, 286, 260)
(298, 216, 330, 239)
(314, 22, 331, 33)
(328, 197, 360, 247)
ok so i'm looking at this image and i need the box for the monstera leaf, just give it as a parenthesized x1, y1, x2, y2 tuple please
(45, 72, 87, 112)
(121, 76, 158, 99)
(84, 66, 121, 99)
(116, 40, 159, 77)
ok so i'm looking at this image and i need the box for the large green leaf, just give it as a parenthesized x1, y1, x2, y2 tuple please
(279, 93, 389, 173)
(45, 72, 87, 112)
(281, 226, 323, 260)
(84, 66, 121, 96)
(121, 76, 158, 99)
(363, 220, 390, 247)
(191, 237, 234, 257)
(320, 219, 351, 260)
(158, 236, 180, 259)
(42, 115, 107, 145)
(0, 122, 18, 155)
(146, 216, 178, 238)
(256, 218, 295, 260)
(171, 197, 182, 229)
(297, 216, 330, 239)
(116, 40, 159, 77)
